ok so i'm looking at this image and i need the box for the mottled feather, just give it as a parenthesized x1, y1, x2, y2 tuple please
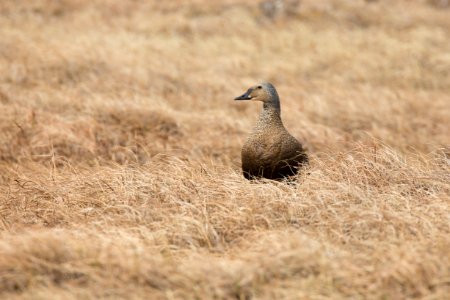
(235, 82, 308, 180)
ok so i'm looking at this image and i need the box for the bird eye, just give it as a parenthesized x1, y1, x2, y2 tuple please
(257, 85, 262, 89)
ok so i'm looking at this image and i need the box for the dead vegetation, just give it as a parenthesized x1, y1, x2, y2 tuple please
(0, 0, 449, 299)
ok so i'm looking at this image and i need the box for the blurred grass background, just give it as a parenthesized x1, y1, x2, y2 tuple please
(0, 0, 449, 299)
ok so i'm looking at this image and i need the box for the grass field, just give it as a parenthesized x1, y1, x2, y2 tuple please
(0, 0, 449, 299)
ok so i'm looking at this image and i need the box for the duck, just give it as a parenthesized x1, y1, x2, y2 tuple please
(234, 82, 308, 180)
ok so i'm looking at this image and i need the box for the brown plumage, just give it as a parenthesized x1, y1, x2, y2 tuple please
(234, 82, 308, 180)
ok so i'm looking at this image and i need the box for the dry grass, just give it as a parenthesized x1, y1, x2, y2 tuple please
(0, 0, 449, 299)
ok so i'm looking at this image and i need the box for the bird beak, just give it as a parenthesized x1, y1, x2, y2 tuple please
(234, 89, 252, 100)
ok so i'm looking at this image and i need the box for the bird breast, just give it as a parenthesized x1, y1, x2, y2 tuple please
(242, 128, 300, 166)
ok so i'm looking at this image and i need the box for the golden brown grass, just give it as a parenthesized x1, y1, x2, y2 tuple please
(0, 0, 449, 299)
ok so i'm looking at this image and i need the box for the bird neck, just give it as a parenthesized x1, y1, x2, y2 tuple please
(256, 103, 283, 129)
